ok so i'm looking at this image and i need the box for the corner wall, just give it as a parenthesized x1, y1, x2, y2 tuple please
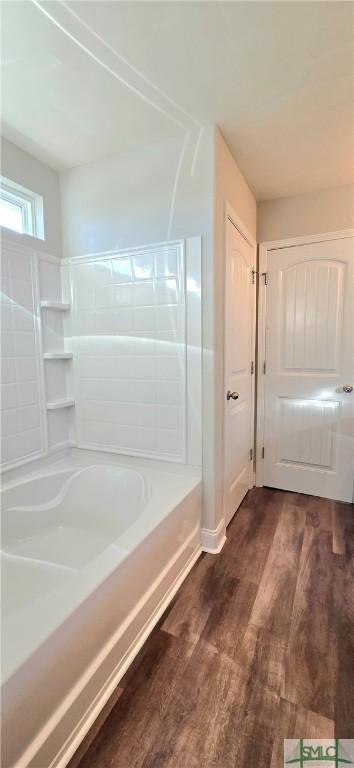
(257, 184, 354, 242)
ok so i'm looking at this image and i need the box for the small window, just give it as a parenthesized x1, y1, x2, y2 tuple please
(0, 177, 44, 239)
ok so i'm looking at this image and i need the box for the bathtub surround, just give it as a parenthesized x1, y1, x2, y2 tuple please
(39, 253, 75, 451)
(1, 450, 202, 768)
(0, 227, 203, 768)
(0, 230, 47, 466)
(0, 230, 73, 469)
(68, 239, 201, 465)
(0, 224, 205, 768)
(1, 235, 201, 470)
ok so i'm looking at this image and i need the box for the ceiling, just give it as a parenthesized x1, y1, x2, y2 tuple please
(1, 0, 353, 200)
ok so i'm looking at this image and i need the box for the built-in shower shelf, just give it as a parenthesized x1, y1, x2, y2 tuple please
(40, 301, 71, 311)
(43, 352, 73, 360)
(46, 398, 75, 411)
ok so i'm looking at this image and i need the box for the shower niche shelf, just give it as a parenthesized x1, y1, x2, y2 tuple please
(46, 398, 75, 411)
(43, 352, 73, 360)
(40, 301, 71, 312)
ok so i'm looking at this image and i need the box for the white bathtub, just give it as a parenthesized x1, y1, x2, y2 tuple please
(1, 450, 202, 768)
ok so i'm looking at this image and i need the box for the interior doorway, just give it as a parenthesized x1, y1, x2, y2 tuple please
(257, 230, 354, 503)
(223, 206, 257, 525)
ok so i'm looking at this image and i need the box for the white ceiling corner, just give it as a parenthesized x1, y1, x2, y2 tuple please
(1, 0, 353, 200)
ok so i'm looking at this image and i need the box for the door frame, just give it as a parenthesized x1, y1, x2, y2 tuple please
(223, 202, 257, 523)
(256, 228, 354, 488)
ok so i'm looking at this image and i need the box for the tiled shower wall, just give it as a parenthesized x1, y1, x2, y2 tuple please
(0, 231, 73, 471)
(0, 233, 46, 467)
(0, 235, 201, 471)
(69, 240, 201, 464)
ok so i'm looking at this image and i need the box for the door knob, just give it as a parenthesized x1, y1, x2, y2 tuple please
(227, 390, 239, 401)
(343, 385, 353, 393)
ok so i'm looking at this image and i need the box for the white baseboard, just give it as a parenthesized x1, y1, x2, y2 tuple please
(50, 542, 202, 768)
(201, 519, 226, 554)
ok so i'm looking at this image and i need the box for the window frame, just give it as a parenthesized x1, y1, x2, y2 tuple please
(0, 177, 44, 239)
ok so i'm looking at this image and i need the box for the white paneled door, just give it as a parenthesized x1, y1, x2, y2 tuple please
(263, 235, 354, 502)
(224, 217, 256, 525)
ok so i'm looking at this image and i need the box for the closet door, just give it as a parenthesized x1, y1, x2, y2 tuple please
(224, 218, 256, 525)
(264, 236, 353, 502)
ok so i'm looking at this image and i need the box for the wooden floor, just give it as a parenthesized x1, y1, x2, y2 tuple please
(70, 488, 354, 768)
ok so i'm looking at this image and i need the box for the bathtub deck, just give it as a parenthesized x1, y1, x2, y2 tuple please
(69, 487, 354, 768)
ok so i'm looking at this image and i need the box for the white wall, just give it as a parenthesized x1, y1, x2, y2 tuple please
(257, 184, 354, 242)
(60, 130, 213, 257)
(1, 138, 62, 259)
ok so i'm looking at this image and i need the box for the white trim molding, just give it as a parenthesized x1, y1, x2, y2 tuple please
(62, 238, 186, 263)
(201, 518, 227, 554)
(261, 228, 354, 252)
(225, 201, 257, 250)
(256, 240, 268, 488)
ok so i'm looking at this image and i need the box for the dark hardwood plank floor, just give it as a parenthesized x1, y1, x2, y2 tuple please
(282, 525, 337, 719)
(248, 504, 306, 643)
(69, 488, 354, 768)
